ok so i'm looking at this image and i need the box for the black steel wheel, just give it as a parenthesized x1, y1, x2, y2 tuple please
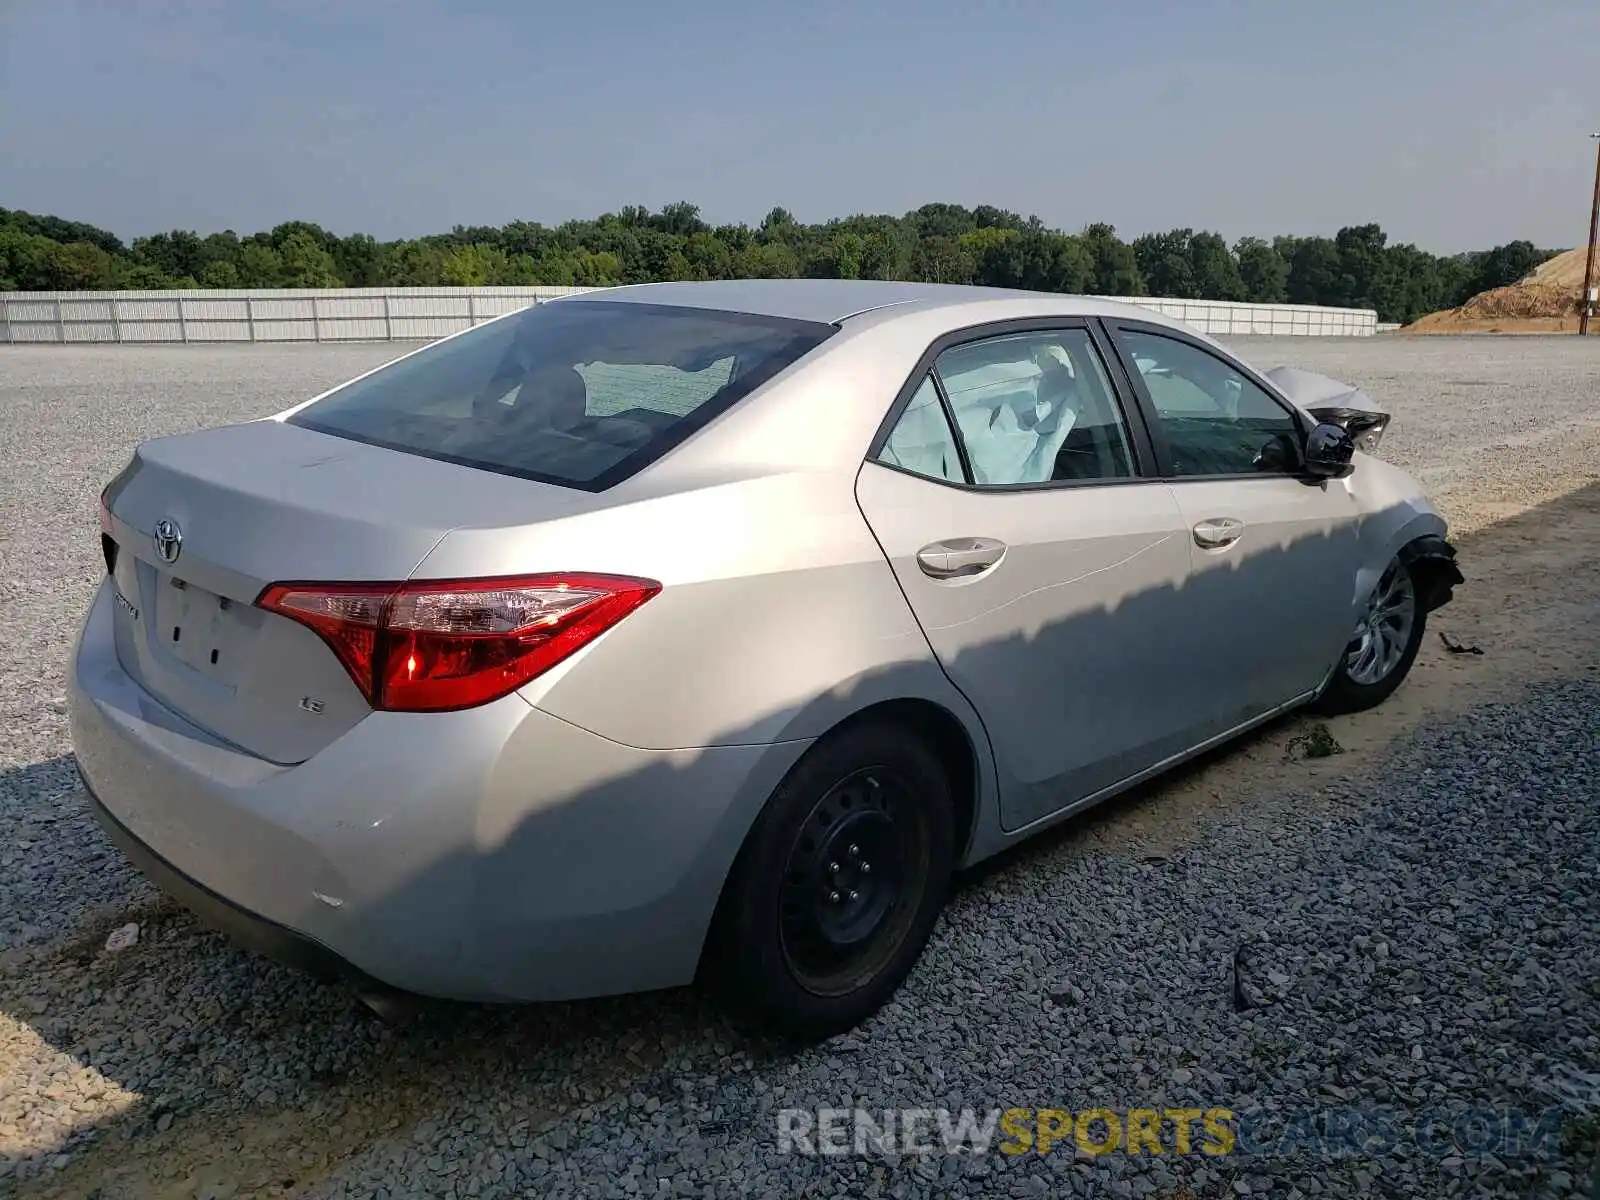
(706, 719, 955, 1039)
(777, 766, 929, 997)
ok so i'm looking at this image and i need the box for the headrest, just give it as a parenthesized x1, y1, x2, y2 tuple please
(524, 365, 590, 429)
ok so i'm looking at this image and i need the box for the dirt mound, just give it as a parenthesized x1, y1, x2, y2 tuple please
(1525, 245, 1598, 289)
(1405, 311, 1579, 335)
(1405, 245, 1592, 334)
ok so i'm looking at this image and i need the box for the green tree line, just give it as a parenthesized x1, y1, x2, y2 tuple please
(0, 202, 1558, 325)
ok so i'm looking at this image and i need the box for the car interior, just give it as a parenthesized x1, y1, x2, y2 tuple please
(292, 301, 828, 486)
(1122, 333, 1305, 477)
(880, 333, 1134, 486)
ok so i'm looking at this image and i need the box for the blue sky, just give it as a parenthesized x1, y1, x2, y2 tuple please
(2, 0, 1596, 251)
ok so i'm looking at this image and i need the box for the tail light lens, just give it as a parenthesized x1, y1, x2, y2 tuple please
(257, 573, 660, 712)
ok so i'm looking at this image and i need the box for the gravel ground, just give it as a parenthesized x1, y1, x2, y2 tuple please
(0, 336, 1597, 1198)
(317, 679, 1597, 1200)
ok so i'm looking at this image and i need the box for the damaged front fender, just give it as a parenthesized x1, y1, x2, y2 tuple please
(1399, 535, 1464, 613)
(1263, 365, 1392, 454)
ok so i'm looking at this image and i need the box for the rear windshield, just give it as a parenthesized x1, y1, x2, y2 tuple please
(287, 300, 835, 490)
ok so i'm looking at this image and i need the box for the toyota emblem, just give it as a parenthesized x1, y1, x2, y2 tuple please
(152, 518, 183, 564)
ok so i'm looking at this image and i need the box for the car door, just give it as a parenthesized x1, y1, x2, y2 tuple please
(1102, 321, 1361, 736)
(855, 321, 1200, 832)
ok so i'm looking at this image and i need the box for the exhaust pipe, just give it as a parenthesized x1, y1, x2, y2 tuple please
(355, 985, 420, 1025)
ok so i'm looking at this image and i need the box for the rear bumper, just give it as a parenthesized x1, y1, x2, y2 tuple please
(83, 777, 378, 987)
(70, 579, 811, 1002)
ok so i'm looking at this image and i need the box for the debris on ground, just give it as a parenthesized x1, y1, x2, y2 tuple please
(1439, 631, 1485, 656)
(1285, 723, 1344, 761)
(1232, 946, 1257, 1012)
(102, 923, 139, 953)
(1232, 944, 1299, 1012)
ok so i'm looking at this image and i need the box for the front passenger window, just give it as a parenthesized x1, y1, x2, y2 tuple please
(1114, 330, 1302, 477)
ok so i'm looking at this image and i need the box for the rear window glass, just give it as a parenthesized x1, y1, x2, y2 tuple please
(287, 301, 835, 490)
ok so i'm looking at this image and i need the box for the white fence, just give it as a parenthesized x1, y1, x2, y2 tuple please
(1118, 296, 1377, 337)
(0, 287, 593, 344)
(0, 287, 1378, 344)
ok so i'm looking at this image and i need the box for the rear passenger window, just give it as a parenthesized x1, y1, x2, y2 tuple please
(934, 330, 1135, 485)
(876, 376, 964, 483)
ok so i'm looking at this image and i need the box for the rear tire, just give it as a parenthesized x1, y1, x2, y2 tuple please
(1313, 553, 1427, 716)
(706, 720, 955, 1040)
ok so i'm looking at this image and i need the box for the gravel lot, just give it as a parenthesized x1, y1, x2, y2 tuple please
(1, 336, 1597, 1198)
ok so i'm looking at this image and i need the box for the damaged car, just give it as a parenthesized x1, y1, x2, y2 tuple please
(72, 281, 1463, 1037)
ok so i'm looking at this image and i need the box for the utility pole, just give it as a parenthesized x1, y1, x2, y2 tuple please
(1581, 133, 1600, 336)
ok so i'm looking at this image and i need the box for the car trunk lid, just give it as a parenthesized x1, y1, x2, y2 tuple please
(101, 418, 591, 763)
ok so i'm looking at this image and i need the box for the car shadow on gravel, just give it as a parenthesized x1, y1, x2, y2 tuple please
(955, 477, 1600, 888)
(3, 484, 1595, 1197)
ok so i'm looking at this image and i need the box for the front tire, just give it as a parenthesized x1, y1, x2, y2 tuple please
(706, 720, 955, 1040)
(1313, 554, 1426, 715)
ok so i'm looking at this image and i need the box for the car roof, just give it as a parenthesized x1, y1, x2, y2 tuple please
(556, 278, 1167, 327)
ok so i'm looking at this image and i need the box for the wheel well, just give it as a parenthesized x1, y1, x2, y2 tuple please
(695, 697, 982, 985)
(833, 699, 979, 861)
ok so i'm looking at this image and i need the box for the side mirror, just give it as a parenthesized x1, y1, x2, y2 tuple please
(1303, 422, 1355, 479)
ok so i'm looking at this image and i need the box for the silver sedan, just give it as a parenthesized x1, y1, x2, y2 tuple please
(71, 281, 1462, 1036)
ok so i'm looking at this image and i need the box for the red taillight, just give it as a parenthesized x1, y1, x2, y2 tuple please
(257, 574, 661, 712)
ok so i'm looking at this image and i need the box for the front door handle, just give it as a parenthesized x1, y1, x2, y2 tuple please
(1192, 517, 1244, 550)
(916, 537, 1007, 579)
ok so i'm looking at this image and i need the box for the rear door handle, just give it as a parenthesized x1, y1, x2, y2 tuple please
(1192, 517, 1244, 550)
(916, 537, 1007, 579)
